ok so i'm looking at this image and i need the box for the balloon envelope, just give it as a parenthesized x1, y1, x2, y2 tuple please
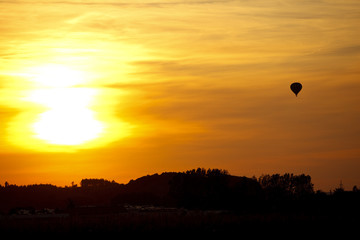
(290, 82, 302, 96)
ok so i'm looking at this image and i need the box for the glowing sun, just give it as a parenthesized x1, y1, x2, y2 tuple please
(6, 64, 133, 152)
(33, 108, 103, 145)
(27, 65, 104, 146)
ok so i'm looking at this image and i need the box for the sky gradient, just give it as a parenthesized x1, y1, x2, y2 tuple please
(0, 0, 359, 190)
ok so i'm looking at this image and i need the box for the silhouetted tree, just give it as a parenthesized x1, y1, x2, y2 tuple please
(184, 168, 229, 177)
(258, 173, 314, 198)
(80, 178, 119, 188)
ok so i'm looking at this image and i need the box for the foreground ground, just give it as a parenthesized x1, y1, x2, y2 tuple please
(0, 206, 358, 237)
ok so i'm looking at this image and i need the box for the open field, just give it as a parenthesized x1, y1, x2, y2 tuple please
(1, 207, 358, 237)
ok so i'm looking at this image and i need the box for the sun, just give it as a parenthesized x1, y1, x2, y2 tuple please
(27, 88, 104, 146)
(6, 64, 133, 152)
(33, 108, 103, 145)
(25, 65, 104, 147)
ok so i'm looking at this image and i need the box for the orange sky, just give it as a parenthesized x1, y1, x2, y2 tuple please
(0, 0, 359, 191)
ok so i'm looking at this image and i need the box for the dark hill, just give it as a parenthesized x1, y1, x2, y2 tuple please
(111, 172, 179, 206)
(0, 168, 323, 213)
(124, 172, 178, 197)
(0, 169, 261, 212)
(112, 170, 262, 208)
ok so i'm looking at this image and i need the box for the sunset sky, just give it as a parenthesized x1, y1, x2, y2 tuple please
(0, 0, 359, 191)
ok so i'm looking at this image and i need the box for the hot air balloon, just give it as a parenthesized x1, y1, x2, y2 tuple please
(290, 82, 302, 97)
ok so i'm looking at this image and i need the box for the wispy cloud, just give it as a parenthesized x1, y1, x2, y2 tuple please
(0, 0, 233, 6)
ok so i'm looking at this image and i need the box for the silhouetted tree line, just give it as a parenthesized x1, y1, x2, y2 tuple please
(168, 168, 262, 211)
(258, 173, 314, 203)
(0, 168, 359, 217)
(80, 178, 120, 188)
